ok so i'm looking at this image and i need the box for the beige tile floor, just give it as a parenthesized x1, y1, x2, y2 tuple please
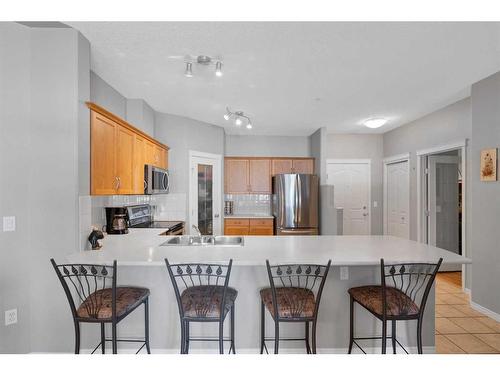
(435, 272, 500, 354)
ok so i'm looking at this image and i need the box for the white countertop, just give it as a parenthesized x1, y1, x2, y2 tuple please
(67, 229, 470, 267)
(224, 214, 274, 219)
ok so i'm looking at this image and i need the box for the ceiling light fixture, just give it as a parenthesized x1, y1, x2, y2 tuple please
(184, 62, 193, 78)
(181, 55, 223, 77)
(223, 107, 253, 130)
(363, 118, 387, 129)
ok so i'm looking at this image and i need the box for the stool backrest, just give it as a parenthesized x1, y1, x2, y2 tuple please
(165, 259, 233, 320)
(265, 260, 331, 319)
(380, 258, 442, 317)
(51, 259, 117, 320)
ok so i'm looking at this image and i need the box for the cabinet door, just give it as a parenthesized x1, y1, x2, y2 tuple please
(158, 147, 168, 169)
(153, 145, 164, 167)
(271, 159, 293, 175)
(292, 159, 314, 174)
(225, 159, 250, 193)
(144, 140, 155, 166)
(249, 159, 271, 193)
(249, 226, 274, 235)
(133, 135, 146, 194)
(91, 112, 117, 195)
(115, 125, 135, 194)
(224, 226, 250, 235)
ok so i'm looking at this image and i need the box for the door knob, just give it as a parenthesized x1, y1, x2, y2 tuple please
(214, 214, 220, 218)
(363, 213, 368, 216)
(363, 206, 367, 210)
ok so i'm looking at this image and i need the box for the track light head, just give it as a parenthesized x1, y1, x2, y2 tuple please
(184, 62, 193, 77)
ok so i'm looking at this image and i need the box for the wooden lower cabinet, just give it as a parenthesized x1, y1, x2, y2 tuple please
(224, 218, 274, 235)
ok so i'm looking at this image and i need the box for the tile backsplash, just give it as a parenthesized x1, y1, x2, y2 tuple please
(224, 194, 272, 216)
(79, 193, 187, 250)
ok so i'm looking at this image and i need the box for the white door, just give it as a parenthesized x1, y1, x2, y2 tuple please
(189, 152, 222, 235)
(386, 160, 410, 239)
(428, 155, 459, 253)
(327, 161, 370, 235)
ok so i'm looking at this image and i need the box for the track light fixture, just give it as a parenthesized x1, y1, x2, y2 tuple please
(223, 107, 253, 130)
(182, 55, 223, 77)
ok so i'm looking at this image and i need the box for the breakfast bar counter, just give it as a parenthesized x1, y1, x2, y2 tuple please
(66, 231, 470, 353)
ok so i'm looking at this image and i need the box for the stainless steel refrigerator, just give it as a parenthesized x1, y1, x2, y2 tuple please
(272, 174, 319, 235)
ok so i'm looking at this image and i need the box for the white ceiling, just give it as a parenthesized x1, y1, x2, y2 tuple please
(69, 22, 500, 136)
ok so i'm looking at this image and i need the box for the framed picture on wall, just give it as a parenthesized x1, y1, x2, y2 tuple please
(480, 148, 497, 181)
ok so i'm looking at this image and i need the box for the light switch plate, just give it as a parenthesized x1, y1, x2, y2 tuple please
(340, 266, 349, 280)
(373, 201, 378, 208)
(3, 216, 15, 232)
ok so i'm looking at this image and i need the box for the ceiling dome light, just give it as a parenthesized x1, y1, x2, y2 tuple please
(215, 61, 223, 77)
(184, 62, 193, 77)
(364, 118, 387, 129)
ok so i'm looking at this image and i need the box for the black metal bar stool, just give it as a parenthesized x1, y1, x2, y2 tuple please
(165, 259, 237, 354)
(348, 258, 442, 354)
(51, 259, 151, 354)
(260, 259, 331, 354)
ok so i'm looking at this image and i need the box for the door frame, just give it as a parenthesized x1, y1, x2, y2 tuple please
(188, 150, 223, 235)
(326, 159, 372, 235)
(416, 140, 467, 289)
(383, 153, 410, 237)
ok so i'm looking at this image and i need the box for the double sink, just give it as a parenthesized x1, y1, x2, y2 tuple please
(161, 235, 244, 247)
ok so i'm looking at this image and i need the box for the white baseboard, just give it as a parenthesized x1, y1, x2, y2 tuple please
(464, 288, 471, 296)
(470, 301, 500, 322)
(43, 345, 434, 355)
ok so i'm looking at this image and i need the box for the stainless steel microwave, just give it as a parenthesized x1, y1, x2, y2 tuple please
(144, 164, 170, 194)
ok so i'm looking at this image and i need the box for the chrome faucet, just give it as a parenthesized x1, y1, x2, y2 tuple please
(192, 225, 202, 237)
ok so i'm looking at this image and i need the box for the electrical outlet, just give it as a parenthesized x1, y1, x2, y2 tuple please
(5, 308, 17, 326)
(3, 216, 16, 232)
(340, 266, 349, 280)
(373, 201, 378, 208)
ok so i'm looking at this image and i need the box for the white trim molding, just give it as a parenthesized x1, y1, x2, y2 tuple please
(383, 154, 411, 237)
(470, 301, 500, 323)
(327, 158, 372, 164)
(416, 139, 467, 156)
(383, 152, 410, 164)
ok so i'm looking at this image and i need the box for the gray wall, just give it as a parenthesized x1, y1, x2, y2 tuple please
(309, 127, 327, 183)
(383, 98, 472, 241)
(326, 134, 384, 235)
(126, 98, 155, 136)
(154, 112, 226, 215)
(470, 71, 500, 315)
(0, 24, 89, 353)
(225, 135, 310, 157)
(0, 22, 32, 354)
(90, 71, 126, 118)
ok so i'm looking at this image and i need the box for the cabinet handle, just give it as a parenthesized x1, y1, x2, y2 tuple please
(117, 177, 121, 189)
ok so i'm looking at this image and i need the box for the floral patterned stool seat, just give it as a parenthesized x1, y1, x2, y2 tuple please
(347, 258, 442, 354)
(181, 285, 238, 319)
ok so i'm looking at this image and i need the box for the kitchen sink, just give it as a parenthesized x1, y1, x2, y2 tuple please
(160, 235, 244, 247)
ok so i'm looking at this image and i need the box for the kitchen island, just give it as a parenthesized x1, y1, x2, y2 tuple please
(66, 230, 470, 353)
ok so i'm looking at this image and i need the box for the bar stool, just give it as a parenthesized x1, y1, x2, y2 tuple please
(348, 258, 443, 354)
(260, 260, 331, 354)
(51, 259, 151, 354)
(165, 259, 237, 354)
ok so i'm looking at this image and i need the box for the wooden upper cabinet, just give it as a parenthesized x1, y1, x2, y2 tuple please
(133, 135, 146, 194)
(272, 159, 293, 175)
(88, 102, 169, 196)
(292, 159, 314, 174)
(249, 159, 271, 193)
(115, 125, 135, 194)
(91, 112, 117, 195)
(225, 159, 249, 193)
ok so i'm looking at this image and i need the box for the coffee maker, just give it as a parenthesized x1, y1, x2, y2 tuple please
(105, 207, 129, 234)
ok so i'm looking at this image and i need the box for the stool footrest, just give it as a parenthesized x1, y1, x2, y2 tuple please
(352, 336, 408, 354)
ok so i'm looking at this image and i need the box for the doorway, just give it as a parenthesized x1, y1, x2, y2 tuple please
(417, 141, 466, 277)
(326, 159, 371, 235)
(189, 151, 222, 235)
(383, 154, 410, 239)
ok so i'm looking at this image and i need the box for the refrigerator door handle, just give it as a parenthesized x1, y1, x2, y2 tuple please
(297, 174, 302, 226)
(294, 174, 299, 225)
